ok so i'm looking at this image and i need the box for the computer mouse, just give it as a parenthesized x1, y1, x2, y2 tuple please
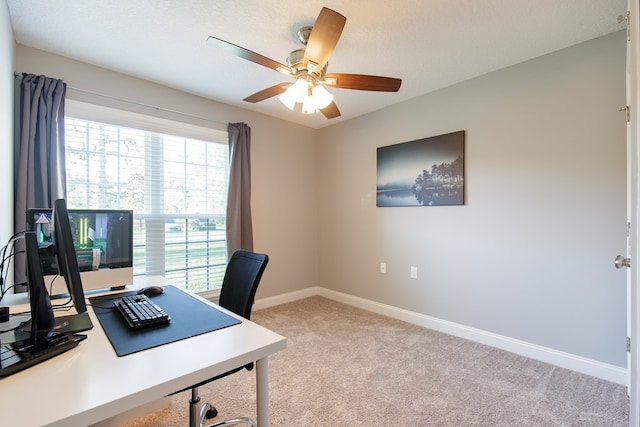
(137, 286, 164, 296)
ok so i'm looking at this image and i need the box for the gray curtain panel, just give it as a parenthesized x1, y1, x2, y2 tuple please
(13, 73, 67, 287)
(226, 122, 254, 259)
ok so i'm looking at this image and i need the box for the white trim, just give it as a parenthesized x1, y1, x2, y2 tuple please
(254, 286, 628, 385)
(253, 287, 320, 311)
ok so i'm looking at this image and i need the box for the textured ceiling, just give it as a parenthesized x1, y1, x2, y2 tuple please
(6, 0, 627, 129)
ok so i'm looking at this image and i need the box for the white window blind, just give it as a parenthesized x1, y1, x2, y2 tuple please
(64, 113, 229, 293)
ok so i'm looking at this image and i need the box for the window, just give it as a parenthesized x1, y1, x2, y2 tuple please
(64, 111, 229, 294)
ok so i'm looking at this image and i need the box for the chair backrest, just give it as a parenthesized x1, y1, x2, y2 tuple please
(218, 250, 269, 319)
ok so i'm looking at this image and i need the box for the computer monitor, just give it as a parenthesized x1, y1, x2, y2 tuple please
(51, 199, 88, 313)
(26, 206, 134, 294)
(24, 231, 55, 347)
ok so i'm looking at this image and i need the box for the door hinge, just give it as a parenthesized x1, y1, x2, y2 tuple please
(620, 105, 630, 122)
(618, 11, 630, 41)
(628, 337, 631, 352)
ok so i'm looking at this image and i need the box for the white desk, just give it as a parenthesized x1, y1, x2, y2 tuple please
(0, 278, 286, 426)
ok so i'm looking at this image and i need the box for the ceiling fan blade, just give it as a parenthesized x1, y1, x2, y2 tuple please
(243, 83, 291, 103)
(323, 73, 402, 92)
(303, 7, 346, 73)
(207, 36, 292, 76)
(321, 101, 341, 119)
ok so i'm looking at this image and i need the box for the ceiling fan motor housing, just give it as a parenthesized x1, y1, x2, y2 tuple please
(286, 48, 327, 80)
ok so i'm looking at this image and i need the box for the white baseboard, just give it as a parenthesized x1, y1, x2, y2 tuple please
(253, 287, 319, 311)
(254, 286, 628, 386)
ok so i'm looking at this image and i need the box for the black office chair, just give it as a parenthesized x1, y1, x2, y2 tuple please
(184, 250, 269, 427)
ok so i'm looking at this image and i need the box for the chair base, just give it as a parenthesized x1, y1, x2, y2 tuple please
(209, 418, 257, 427)
(189, 386, 256, 427)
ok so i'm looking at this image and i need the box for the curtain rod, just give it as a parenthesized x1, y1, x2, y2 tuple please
(67, 85, 228, 127)
(15, 72, 229, 127)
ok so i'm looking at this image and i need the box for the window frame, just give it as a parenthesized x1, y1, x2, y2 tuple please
(64, 100, 228, 300)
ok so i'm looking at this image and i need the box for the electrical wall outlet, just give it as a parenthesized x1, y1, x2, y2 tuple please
(410, 266, 418, 279)
(380, 262, 387, 273)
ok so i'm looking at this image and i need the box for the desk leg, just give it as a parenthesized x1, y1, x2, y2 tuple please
(256, 357, 269, 426)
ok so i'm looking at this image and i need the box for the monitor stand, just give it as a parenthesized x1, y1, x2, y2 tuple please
(51, 312, 93, 334)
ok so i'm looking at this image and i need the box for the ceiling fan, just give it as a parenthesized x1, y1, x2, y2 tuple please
(206, 7, 402, 119)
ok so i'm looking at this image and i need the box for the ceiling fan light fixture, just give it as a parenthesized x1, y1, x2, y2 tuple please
(311, 84, 334, 109)
(277, 91, 296, 110)
(279, 80, 333, 114)
(301, 96, 319, 115)
(301, 83, 316, 114)
(278, 79, 309, 110)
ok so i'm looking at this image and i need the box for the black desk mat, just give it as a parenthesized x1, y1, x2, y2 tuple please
(89, 285, 241, 356)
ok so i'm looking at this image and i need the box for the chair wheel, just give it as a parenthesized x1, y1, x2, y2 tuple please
(205, 404, 218, 419)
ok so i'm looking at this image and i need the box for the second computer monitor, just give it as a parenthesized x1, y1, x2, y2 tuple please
(52, 199, 88, 313)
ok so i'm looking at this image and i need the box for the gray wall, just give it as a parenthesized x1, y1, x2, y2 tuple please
(317, 32, 627, 367)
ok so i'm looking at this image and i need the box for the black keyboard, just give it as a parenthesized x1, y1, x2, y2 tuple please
(0, 333, 86, 378)
(114, 294, 171, 329)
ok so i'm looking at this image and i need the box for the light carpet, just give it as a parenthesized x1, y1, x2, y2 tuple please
(124, 296, 629, 426)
